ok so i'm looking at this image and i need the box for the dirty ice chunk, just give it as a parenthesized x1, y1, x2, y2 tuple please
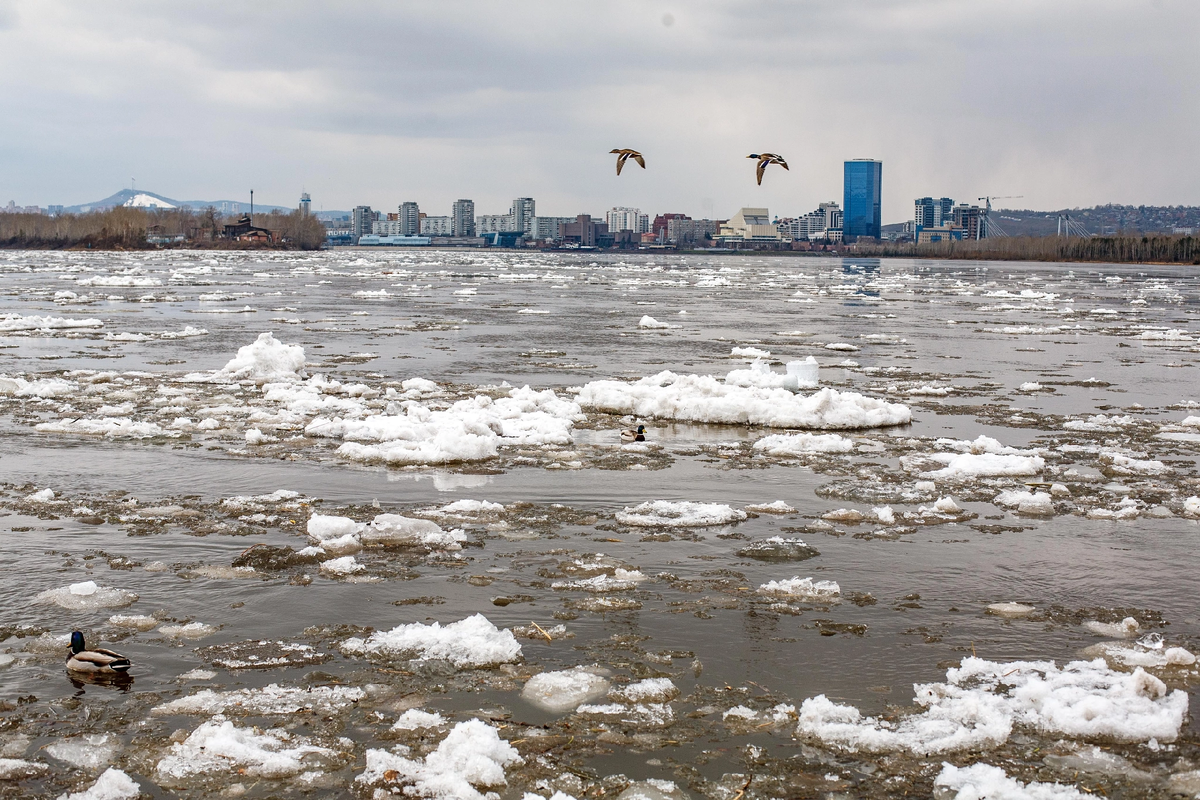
(58, 767, 141, 800)
(363, 514, 465, 549)
(616, 500, 747, 527)
(152, 684, 365, 716)
(391, 709, 447, 731)
(994, 490, 1054, 516)
(155, 718, 334, 785)
(522, 667, 611, 713)
(758, 577, 841, 601)
(45, 734, 121, 770)
(1083, 618, 1140, 638)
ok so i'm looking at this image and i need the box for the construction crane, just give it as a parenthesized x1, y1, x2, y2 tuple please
(977, 195, 1023, 238)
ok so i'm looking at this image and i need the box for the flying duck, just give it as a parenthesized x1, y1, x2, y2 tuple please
(747, 153, 788, 185)
(66, 631, 131, 676)
(621, 425, 647, 442)
(610, 149, 646, 176)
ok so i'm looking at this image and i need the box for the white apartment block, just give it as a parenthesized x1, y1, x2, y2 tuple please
(420, 216, 454, 236)
(476, 214, 515, 234)
(527, 216, 575, 241)
(605, 207, 649, 233)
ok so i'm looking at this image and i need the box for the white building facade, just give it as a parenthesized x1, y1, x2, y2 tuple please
(605, 207, 649, 233)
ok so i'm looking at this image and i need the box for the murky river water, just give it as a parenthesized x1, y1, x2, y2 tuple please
(0, 249, 1198, 799)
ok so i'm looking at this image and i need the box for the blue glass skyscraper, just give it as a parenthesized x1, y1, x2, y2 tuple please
(843, 159, 882, 241)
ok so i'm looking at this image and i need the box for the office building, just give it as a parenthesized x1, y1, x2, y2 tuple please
(352, 206, 375, 243)
(666, 217, 721, 245)
(511, 198, 535, 234)
(299, 193, 311, 217)
(914, 197, 953, 231)
(843, 159, 882, 241)
(561, 215, 608, 247)
(779, 202, 842, 240)
(452, 199, 476, 237)
(420, 216, 454, 236)
(398, 202, 419, 235)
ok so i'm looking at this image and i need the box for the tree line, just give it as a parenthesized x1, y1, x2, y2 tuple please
(0, 207, 326, 250)
(854, 234, 1200, 264)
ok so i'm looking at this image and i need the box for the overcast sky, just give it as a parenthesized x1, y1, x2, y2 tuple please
(1, 0, 1197, 221)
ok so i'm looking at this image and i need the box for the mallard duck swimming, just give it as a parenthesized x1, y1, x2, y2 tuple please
(610, 149, 646, 176)
(621, 425, 646, 442)
(66, 631, 131, 675)
(747, 152, 788, 185)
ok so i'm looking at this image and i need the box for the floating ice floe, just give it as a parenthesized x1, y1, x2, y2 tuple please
(758, 577, 840, 600)
(0, 758, 47, 780)
(155, 718, 337, 785)
(935, 763, 1086, 800)
(986, 602, 1036, 618)
(726, 357, 819, 390)
(1082, 617, 1140, 638)
(745, 500, 797, 514)
(923, 453, 1045, 480)
(757, 429, 857, 455)
(1184, 496, 1200, 517)
(152, 684, 365, 716)
(577, 372, 911, 429)
(26, 488, 55, 502)
(391, 709, 446, 731)
(522, 667, 612, 712)
(637, 315, 677, 329)
(1084, 639, 1197, 670)
(58, 767, 141, 800)
(0, 376, 76, 398)
(310, 385, 581, 466)
(610, 677, 679, 704)
(1101, 451, 1168, 475)
(35, 417, 177, 439)
(797, 656, 1188, 755)
(1064, 414, 1134, 432)
(320, 555, 365, 576)
(45, 733, 121, 770)
(158, 622, 219, 639)
(34, 581, 138, 610)
(341, 614, 522, 667)
(363, 514, 466, 549)
(737, 537, 819, 561)
(616, 500, 747, 527)
(358, 719, 521, 799)
(0, 313, 103, 333)
(994, 490, 1055, 516)
(730, 346, 770, 359)
(552, 570, 647, 593)
(192, 332, 307, 384)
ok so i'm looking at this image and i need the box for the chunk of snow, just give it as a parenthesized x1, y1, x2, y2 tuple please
(158, 622, 219, 639)
(58, 767, 140, 800)
(1083, 617, 1140, 638)
(363, 514, 465, 549)
(616, 500, 747, 527)
(1184, 497, 1200, 517)
(26, 488, 55, 502)
(211, 332, 306, 383)
(320, 556, 365, 575)
(638, 315, 676, 329)
(754, 432, 854, 455)
(610, 678, 679, 704)
(153, 684, 365, 716)
(341, 614, 521, 667)
(873, 505, 896, 524)
(0, 313, 103, 332)
(994, 490, 1055, 516)
(796, 656, 1188, 755)
(155, 718, 334, 785)
(726, 358, 818, 390)
(307, 514, 363, 542)
(731, 346, 770, 359)
(935, 763, 1086, 800)
(357, 719, 522, 799)
(577, 372, 911, 429)
(522, 667, 612, 712)
(924, 453, 1045, 480)
(745, 500, 796, 514)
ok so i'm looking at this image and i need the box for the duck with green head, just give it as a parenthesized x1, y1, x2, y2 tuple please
(621, 424, 646, 442)
(67, 631, 131, 676)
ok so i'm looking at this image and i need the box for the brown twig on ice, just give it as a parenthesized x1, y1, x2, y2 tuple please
(732, 775, 753, 800)
(531, 621, 553, 641)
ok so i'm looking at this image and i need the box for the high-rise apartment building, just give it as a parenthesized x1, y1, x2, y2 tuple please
(352, 206, 375, 243)
(475, 214, 513, 234)
(606, 207, 648, 233)
(399, 202, 420, 235)
(420, 216, 454, 236)
(452, 199, 476, 237)
(952, 204, 983, 240)
(511, 198, 535, 234)
(843, 159, 882, 241)
(299, 193, 311, 218)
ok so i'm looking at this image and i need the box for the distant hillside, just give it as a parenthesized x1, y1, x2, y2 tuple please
(65, 188, 292, 214)
(885, 204, 1200, 237)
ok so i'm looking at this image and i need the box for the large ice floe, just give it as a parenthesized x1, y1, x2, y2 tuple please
(195, 331, 307, 384)
(341, 614, 522, 667)
(934, 763, 1087, 800)
(0, 313, 103, 333)
(796, 656, 1187, 755)
(308, 385, 582, 465)
(59, 767, 141, 800)
(155, 717, 337, 786)
(358, 719, 522, 800)
(152, 684, 365, 716)
(576, 371, 910, 429)
(34, 581, 138, 610)
(616, 500, 747, 527)
(522, 667, 612, 712)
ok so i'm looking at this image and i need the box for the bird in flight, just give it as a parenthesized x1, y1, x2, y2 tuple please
(747, 153, 788, 185)
(611, 149, 646, 176)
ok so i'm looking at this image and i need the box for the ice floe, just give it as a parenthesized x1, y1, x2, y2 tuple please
(522, 667, 612, 712)
(577, 372, 911, 429)
(341, 614, 522, 667)
(34, 581, 138, 610)
(934, 762, 1086, 800)
(152, 684, 365, 716)
(994, 490, 1055, 516)
(358, 719, 522, 799)
(757, 577, 841, 601)
(155, 718, 337, 785)
(206, 332, 307, 384)
(616, 500, 747, 527)
(0, 313, 103, 333)
(796, 656, 1187, 755)
(753, 431, 854, 456)
(725, 358, 819, 390)
(391, 709, 446, 731)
